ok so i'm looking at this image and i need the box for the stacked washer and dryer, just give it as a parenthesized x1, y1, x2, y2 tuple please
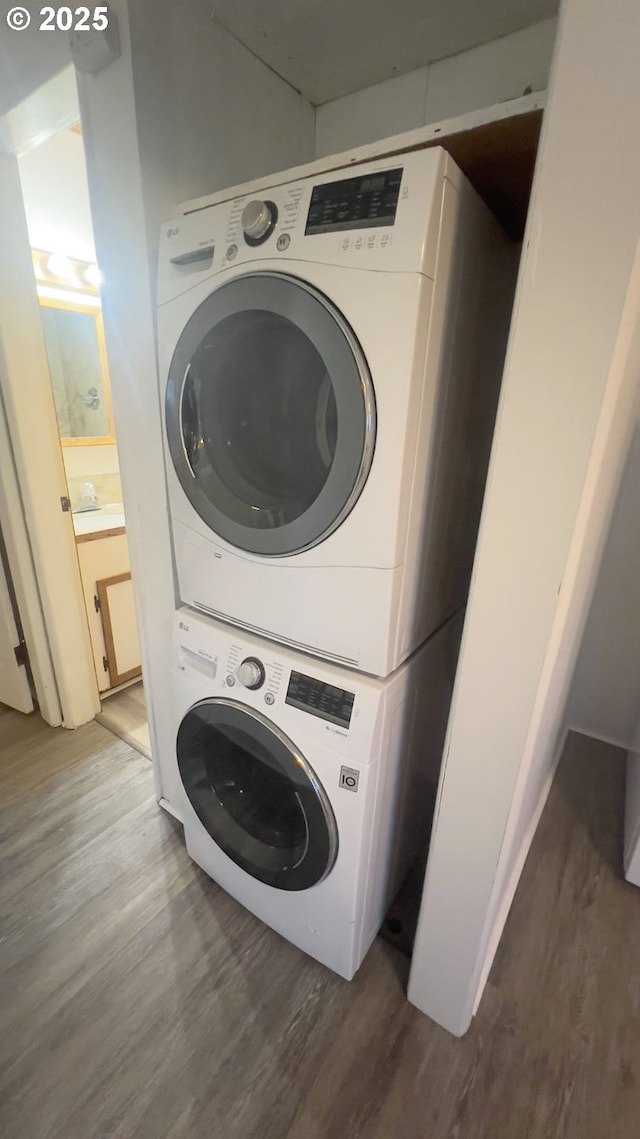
(156, 147, 511, 979)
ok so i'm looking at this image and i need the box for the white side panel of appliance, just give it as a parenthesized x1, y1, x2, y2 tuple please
(394, 165, 516, 664)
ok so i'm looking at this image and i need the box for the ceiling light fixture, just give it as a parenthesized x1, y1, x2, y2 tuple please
(84, 263, 103, 288)
(46, 253, 73, 280)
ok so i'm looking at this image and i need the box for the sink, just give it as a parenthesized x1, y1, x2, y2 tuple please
(73, 502, 126, 537)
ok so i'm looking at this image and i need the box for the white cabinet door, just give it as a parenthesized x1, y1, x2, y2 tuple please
(0, 554, 33, 714)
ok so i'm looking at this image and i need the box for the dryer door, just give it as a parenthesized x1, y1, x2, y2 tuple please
(176, 698, 338, 891)
(165, 271, 376, 556)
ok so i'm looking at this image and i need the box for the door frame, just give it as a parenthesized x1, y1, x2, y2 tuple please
(0, 146, 99, 728)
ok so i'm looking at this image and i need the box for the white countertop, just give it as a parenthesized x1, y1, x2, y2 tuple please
(72, 503, 126, 537)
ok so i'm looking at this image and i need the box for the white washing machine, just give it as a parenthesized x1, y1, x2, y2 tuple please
(157, 147, 511, 676)
(163, 606, 461, 979)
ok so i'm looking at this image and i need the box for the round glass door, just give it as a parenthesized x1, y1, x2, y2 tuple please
(177, 699, 338, 891)
(165, 272, 376, 556)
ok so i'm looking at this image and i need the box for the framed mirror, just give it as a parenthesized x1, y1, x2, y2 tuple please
(39, 296, 114, 446)
(34, 258, 113, 448)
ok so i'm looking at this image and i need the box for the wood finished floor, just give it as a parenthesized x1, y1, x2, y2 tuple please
(96, 680, 151, 759)
(1, 714, 639, 1139)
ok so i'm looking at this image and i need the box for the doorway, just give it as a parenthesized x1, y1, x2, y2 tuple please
(1, 69, 149, 755)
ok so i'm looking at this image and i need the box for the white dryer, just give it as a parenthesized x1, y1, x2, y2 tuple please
(163, 606, 461, 979)
(157, 148, 511, 676)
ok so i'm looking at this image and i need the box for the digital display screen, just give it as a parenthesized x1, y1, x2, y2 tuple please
(305, 167, 403, 235)
(360, 175, 386, 193)
(285, 670, 355, 728)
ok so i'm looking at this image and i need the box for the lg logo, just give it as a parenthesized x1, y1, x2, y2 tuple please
(339, 766, 359, 793)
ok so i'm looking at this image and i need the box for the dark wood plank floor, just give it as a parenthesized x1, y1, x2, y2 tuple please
(1, 714, 639, 1139)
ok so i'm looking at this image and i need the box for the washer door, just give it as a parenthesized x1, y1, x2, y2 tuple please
(165, 272, 376, 556)
(176, 698, 338, 891)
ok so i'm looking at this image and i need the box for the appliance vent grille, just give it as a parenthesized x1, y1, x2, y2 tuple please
(193, 602, 359, 667)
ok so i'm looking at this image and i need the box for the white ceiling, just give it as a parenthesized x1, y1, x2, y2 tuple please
(208, 0, 559, 105)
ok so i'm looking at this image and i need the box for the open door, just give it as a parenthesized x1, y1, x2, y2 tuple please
(0, 145, 99, 728)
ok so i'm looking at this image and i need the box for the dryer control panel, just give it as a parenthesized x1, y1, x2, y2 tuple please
(158, 148, 454, 305)
(305, 167, 403, 235)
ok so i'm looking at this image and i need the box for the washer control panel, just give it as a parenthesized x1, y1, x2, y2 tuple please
(285, 670, 355, 729)
(173, 609, 372, 750)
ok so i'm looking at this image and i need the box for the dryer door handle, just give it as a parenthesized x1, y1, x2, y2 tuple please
(180, 365, 199, 479)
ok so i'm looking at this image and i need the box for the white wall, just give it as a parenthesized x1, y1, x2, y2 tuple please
(567, 421, 640, 749)
(62, 444, 120, 479)
(18, 128, 96, 262)
(315, 18, 557, 157)
(0, 66, 79, 156)
(76, 0, 315, 793)
(128, 1, 314, 210)
(0, 14, 71, 117)
(408, 0, 640, 1036)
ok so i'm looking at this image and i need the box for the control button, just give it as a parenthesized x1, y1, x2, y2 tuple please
(276, 233, 291, 252)
(236, 657, 265, 690)
(340, 236, 351, 251)
(367, 235, 378, 249)
(380, 233, 391, 248)
(225, 674, 236, 687)
(241, 200, 277, 244)
(264, 692, 275, 706)
(226, 243, 238, 261)
(354, 236, 364, 250)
